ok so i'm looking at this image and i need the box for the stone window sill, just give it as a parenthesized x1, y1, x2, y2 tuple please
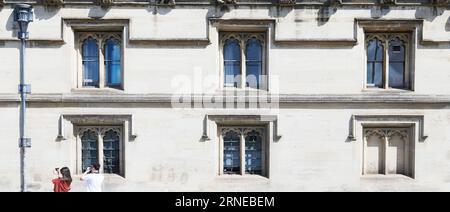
(361, 174, 414, 180)
(71, 87, 124, 94)
(216, 175, 270, 183)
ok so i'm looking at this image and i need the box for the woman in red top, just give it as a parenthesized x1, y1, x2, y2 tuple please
(52, 167, 72, 192)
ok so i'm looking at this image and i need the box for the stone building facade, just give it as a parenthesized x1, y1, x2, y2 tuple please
(0, 0, 449, 191)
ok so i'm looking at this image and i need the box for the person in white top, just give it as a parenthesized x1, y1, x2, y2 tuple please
(80, 164, 104, 192)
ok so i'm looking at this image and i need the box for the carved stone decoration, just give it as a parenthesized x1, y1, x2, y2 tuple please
(278, 0, 296, 6)
(433, 0, 450, 6)
(42, 0, 64, 7)
(58, 114, 137, 142)
(157, 0, 176, 5)
(216, 0, 237, 5)
(329, 0, 342, 5)
(379, 0, 396, 5)
(364, 128, 409, 141)
(347, 115, 428, 142)
(97, 0, 115, 7)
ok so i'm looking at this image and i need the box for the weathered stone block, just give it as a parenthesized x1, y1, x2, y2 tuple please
(97, 0, 115, 7)
(278, 0, 296, 6)
(42, 0, 64, 7)
(433, 0, 450, 6)
(379, 0, 396, 5)
(157, 0, 176, 5)
(216, 0, 237, 5)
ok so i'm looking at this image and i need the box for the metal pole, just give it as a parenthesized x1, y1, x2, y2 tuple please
(19, 38, 26, 192)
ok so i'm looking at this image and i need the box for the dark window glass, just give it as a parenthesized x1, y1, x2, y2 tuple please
(81, 130, 98, 172)
(245, 130, 263, 175)
(223, 131, 241, 174)
(103, 130, 120, 174)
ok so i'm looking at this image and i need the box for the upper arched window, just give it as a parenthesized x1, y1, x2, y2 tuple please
(79, 33, 123, 89)
(82, 38, 99, 88)
(221, 33, 266, 90)
(366, 33, 411, 90)
(246, 38, 263, 89)
(224, 38, 241, 88)
(105, 39, 122, 88)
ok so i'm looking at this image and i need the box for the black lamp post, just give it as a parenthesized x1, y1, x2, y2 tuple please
(14, 3, 33, 192)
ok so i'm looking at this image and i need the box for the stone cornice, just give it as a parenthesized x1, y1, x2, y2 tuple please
(2, 17, 448, 46)
(0, 0, 449, 7)
(1, 93, 450, 104)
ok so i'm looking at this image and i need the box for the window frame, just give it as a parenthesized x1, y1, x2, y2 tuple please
(218, 126, 269, 177)
(75, 126, 125, 177)
(219, 32, 268, 91)
(76, 32, 124, 90)
(365, 33, 412, 90)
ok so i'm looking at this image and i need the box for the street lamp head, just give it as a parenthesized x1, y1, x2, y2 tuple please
(14, 4, 34, 40)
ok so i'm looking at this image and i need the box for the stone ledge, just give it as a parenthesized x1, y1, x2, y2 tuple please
(2, 1, 448, 7)
(1, 93, 450, 104)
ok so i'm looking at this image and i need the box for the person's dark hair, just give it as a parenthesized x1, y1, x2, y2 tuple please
(92, 163, 101, 171)
(59, 167, 72, 184)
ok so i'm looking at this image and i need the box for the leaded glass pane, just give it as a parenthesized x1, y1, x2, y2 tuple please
(223, 130, 241, 174)
(224, 39, 241, 88)
(389, 38, 406, 89)
(367, 38, 384, 88)
(82, 38, 99, 87)
(245, 130, 262, 175)
(81, 130, 98, 172)
(246, 38, 263, 89)
(105, 39, 122, 88)
(103, 130, 120, 174)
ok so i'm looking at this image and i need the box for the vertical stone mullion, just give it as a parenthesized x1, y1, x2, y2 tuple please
(99, 37, 105, 88)
(240, 132, 245, 175)
(384, 38, 390, 89)
(241, 39, 246, 88)
(98, 130, 104, 174)
(384, 133, 389, 175)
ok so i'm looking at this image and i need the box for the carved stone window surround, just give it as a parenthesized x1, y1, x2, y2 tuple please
(66, 20, 127, 91)
(362, 127, 414, 178)
(364, 32, 413, 90)
(75, 125, 124, 175)
(220, 32, 268, 91)
(76, 31, 123, 90)
(57, 114, 137, 142)
(218, 126, 268, 177)
(202, 115, 281, 142)
(348, 115, 427, 142)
